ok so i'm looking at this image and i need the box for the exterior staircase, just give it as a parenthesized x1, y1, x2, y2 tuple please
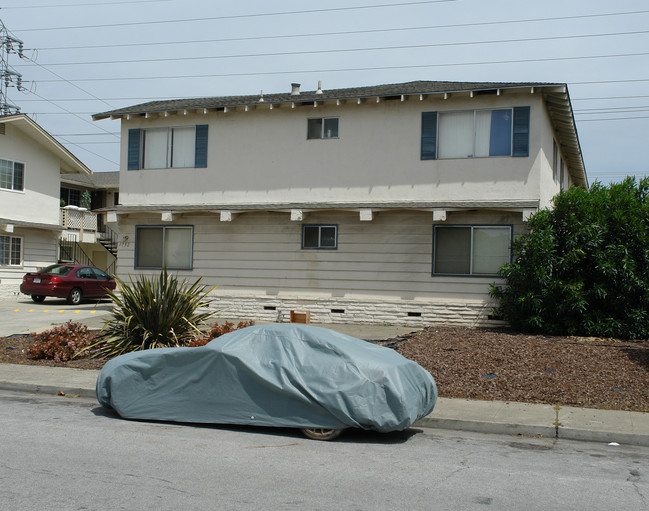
(97, 225, 118, 258)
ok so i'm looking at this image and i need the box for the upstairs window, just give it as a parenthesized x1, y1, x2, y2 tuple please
(0, 159, 24, 191)
(422, 106, 530, 160)
(302, 224, 338, 249)
(433, 225, 512, 276)
(0, 235, 22, 266)
(307, 118, 339, 139)
(61, 187, 81, 207)
(128, 125, 208, 170)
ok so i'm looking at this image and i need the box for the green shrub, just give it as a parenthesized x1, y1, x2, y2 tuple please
(187, 320, 255, 347)
(90, 269, 217, 357)
(490, 177, 649, 339)
(27, 321, 97, 362)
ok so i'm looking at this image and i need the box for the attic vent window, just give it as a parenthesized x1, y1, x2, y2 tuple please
(0, 123, 5, 135)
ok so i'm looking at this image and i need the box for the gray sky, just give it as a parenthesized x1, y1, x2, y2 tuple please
(1, 0, 648, 185)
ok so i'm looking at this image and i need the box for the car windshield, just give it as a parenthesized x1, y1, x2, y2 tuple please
(39, 264, 74, 275)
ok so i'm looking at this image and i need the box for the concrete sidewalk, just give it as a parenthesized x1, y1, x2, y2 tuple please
(1, 362, 648, 447)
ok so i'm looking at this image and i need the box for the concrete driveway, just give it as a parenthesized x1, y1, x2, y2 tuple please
(0, 296, 113, 337)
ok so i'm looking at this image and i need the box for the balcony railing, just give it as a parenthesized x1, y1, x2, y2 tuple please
(60, 206, 97, 241)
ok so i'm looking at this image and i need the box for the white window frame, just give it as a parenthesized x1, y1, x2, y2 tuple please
(437, 108, 513, 159)
(134, 225, 194, 270)
(0, 235, 22, 266)
(433, 225, 512, 276)
(0, 158, 25, 192)
(142, 126, 196, 169)
(307, 117, 339, 140)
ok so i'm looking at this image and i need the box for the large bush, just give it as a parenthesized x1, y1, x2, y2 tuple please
(490, 177, 649, 339)
(90, 269, 217, 357)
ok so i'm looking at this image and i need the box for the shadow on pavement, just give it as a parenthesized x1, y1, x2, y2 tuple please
(91, 405, 419, 444)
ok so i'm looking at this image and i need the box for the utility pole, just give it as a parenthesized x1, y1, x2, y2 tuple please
(0, 20, 25, 116)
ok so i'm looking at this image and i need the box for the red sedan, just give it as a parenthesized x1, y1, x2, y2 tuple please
(20, 264, 116, 305)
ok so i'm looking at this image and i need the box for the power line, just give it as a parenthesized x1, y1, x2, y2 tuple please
(27, 89, 119, 138)
(55, 136, 119, 165)
(52, 132, 119, 136)
(576, 115, 649, 122)
(16, 29, 649, 68)
(14, 0, 457, 32)
(24, 57, 117, 109)
(574, 106, 649, 113)
(571, 95, 649, 101)
(29, 52, 649, 83)
(2, 0, 171, 9)
(25, 10, 649, 52)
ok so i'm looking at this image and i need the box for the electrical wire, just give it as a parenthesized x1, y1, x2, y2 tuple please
(24, 9, 649, 52)
(2, 0, 171, 9)
(28, 52, 649, 83)
(13, 0, 458, 32)
(15, 30, 649, 68)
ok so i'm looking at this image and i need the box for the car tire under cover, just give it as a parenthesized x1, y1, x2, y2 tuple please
(31, 295, 46, 303)
(67, 288, 82, 305)
(300, 428, 343, 441)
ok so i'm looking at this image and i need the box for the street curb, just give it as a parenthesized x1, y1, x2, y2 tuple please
(415, 417, 649, 447)
(414, 417, 557, 440)
(0, 381, 96, 399)
(557, 427, 649, 447)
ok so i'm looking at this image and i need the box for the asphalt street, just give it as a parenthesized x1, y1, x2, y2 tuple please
(1, 391, 647, 511)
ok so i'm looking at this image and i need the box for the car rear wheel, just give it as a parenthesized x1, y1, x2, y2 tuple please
(31, 295, 46, 303)
(301, 428, 343, 441)
(67, 288, 82, 305)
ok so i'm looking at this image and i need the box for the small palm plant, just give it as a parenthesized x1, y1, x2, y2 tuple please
(90, 269, 217, 358)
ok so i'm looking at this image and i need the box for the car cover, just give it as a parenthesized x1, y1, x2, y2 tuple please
(96, 324, 437, 432)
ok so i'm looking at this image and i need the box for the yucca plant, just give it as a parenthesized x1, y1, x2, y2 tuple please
(89, 269, 217, 358)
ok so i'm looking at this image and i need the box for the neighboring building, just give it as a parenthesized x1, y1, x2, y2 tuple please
(0, 114, 91, 297)
(59, 171, 120, 274)
(93, 80, 587, 326)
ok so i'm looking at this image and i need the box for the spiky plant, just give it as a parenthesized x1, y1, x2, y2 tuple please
(90, 269, 217, 358)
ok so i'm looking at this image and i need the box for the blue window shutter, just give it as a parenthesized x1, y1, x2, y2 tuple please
(195, 125, 208, 168)
(489, 109, 513, 156)
(421, 112, 437, 160)
(512, 107, 530, 157)
(127, 129, 141, 170)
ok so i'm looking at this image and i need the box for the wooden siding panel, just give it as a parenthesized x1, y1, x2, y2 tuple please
(116, 210, 518, 303)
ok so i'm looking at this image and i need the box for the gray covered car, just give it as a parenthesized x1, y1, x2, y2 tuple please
(96, 324, 437, 440)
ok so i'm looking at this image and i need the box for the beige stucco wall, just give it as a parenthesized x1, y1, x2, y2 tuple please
(0, 122, 61, 226)
(118, 91, 557, 209)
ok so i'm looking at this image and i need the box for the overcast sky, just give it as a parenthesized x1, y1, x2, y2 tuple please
(1, 0, 647, 185)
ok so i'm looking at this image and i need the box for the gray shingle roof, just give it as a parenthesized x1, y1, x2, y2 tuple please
(93, 80, 563, 119)
(61, 170, 119, 188)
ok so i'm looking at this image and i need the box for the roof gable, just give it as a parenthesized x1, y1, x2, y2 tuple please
(0, 114, 91, 175)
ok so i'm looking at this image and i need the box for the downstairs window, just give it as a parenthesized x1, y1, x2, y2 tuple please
(135, 225, 193, 270)
(433, 225, 512, 276)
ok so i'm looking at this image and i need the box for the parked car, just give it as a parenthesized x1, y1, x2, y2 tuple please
(96, 324, 437, 441)
(20, 263, 116, 305)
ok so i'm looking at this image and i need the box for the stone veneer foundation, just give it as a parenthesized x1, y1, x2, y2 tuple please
(207, 294, 503, 328)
